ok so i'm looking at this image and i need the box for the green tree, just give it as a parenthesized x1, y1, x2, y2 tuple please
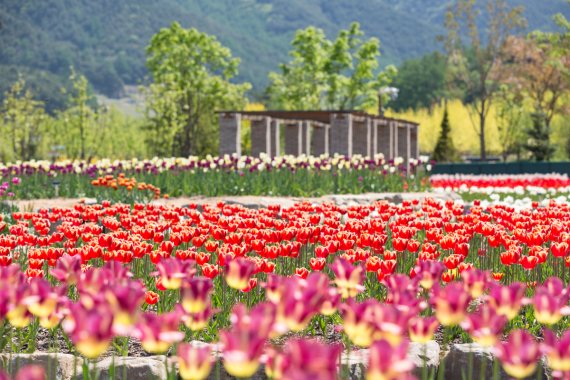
(495, 85, 526, 161)
(524, 111, 555, 161)
(267, 22, 396, 111)
(432, 106, 458, 163)
(144, 22, 250, 157)
(58, 68, 98, 160)
(0, 78, 48, 161)
(443, 0, 526, 160)
(390, 52, 446, 111)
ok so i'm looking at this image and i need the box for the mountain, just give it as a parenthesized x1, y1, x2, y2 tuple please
(1, 0, 568, 109)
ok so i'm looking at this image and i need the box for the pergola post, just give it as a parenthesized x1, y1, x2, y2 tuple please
(330, 113, 353, 156)
(219, 112, 241, 157)
(271, 119, 281, 156)
(304, 121, 311, 155)
(366, 117, 372, 157)
(410, 124, 419, 159)
(250, 116, 272, 157)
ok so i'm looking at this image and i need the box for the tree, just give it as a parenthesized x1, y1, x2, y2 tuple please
(432, 106, 458, 163)
(494, 84, 526, 161)
(0, 78, 48, 161)
(267, 23, 396, 111)
(524, 111, 555, 161)
(390, 52, 447, 112)
(145, 22, 250, 157)
(502, 36, 570, 129)
(59, 68, 98, 160)
(443, 0, 526, 160)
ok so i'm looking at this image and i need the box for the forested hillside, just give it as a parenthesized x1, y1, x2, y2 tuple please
(1, 0, 568, 110)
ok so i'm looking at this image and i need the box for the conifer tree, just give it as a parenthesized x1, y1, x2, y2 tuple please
(432, 106, 458, 162)
(524, 111, 555, 161)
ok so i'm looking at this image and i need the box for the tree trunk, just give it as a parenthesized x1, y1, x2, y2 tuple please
(479, 105, 486, 161)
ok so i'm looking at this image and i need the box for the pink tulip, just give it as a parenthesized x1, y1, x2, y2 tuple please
(181, 277, 213, 314)
(432, 283, 471, 326)
(62, 302, 114, 359)
(487, 282, 526, 320)
(177, 342, 213, 380)
(220, 303, 276, 378)
(135, 310, 184, 354)
(495, 329, 540, 379)
(224, 257, 256, 291)
(367, 339, 415, 380)
(280, 339, 342, 380)
(461, 305, 507, 347)
(330, 258, 365, 299)
(155, 258, 195, 290)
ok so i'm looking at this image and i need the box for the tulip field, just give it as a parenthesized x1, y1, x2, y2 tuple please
(1, 156, 570, 379)
(0, 192, 569, 379)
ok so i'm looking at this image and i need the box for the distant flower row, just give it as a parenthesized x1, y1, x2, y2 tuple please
(430, 173, 570, 193)
(0, 154, 431, 179)
(0, 155, 430, 199)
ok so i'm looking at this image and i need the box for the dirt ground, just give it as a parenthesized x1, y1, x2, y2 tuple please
(12, 191, 459, 212)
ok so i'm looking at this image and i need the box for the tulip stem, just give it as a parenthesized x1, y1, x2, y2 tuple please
(492, 358, 499, 380)
(421, 343, 428, 380)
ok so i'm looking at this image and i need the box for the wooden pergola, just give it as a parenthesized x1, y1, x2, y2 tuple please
(218, 110, 419, 165)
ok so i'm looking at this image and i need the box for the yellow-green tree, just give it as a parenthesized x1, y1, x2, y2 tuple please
(267, 22, 396, 111)
(443, 0, 526, 160)
(144, 22, 250, 157)
(57, 69, 99, 160)
(0, 78, 49, 161)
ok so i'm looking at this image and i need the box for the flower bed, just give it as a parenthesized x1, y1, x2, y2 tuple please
(431, 174, 570, 204)
(0, 155, 429, 200)
(0, 198, 569, 379)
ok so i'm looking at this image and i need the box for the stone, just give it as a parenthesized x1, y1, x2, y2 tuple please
(206, 362, 267, 380)
(0, 352, 78, 380)
(339, 342, 441, 379)
(71, 356, 167, 380)
(340, 349, 368, 380)
(408, 341, 440, 378)
(441, 343, 549, 380)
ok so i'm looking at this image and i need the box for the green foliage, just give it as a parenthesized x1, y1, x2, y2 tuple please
(0, 75, 148, 162)
(390, 52, 446, 111)
(524, 111, 555, 161)
(0, 0, 568, 107)
(495, 85, 527, 160)
(267, 22, 396, 111)
(0, 78, 48, 161)
(443, 0, 527, 160)
(60, 69, 97, 160)
(6, 166, 429, 200)
(144, 22, 250, 156)
(432, 106, 458, 162)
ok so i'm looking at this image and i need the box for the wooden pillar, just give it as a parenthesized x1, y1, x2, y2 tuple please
(366, 117, 372, 157)
(271, 119, 280, 156)
(406, 123, 411, 172)
(301, 121, 311, 155)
